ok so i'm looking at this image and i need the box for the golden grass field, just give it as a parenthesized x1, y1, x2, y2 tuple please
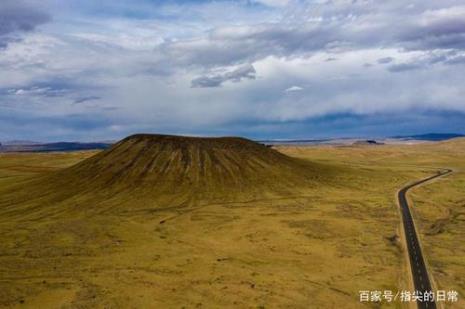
(0, 136, 464, 308)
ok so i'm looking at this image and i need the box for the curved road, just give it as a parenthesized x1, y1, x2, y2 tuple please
(398, 169, 452, 309)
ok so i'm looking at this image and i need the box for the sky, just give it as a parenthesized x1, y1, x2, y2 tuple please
(1, 0, 465, 142)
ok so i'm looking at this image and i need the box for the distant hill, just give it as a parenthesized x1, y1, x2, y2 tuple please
(0, 142, 111, 152)
(393, 133, 465, 141)
(258, 139, 330, 145)
(353, 140, 384, 145)
(1, 134, 330, 215)
(52, 134, 320, 194)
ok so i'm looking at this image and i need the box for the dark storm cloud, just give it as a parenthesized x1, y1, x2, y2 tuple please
(191, 64, 256, 88)
(73, 96, 102, 104)
(377, 57, 394, 64)
(0, 108, 118, 142)
(399, 16, 465, 51)
(388, 63, 424, 73)
(0, 0, 51, 47)
(386, 49, 465, 73)
(191, 110, 465, 140)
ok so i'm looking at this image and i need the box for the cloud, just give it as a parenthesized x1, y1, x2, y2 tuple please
(6, 86, 69, 97)
(387, 62, 424, 72)
(0, 109, 116, 142)
(191, 64, 256, 88)
(285, 86, 303, 92)
(445, 55, 465, 65)
(73, 96, 101, 104)
(385, 49, 465, 72)
(252, 0, 291, 7)
(399, 5, 465, 51)
(377, 57, 394, 64)
(156, 2, 465, 70)
(0, 0, 50, 47)
(163, 23, 339, 68)
(2, 0, 465, 141)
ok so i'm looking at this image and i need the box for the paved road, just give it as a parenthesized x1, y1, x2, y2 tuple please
(398, 169, 452, 309)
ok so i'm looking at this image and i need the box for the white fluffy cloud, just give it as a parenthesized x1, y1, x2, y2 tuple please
(285, 86, 303, 92)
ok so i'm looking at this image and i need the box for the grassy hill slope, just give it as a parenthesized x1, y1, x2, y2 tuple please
(54, 134, 322, 192)
(0, 134, 330, 220)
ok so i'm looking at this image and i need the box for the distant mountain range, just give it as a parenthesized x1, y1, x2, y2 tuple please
(260, 133, 465, 145)
(1, 133, 463, 152)
(392, 133, 465, 141)
(0, 142, 111, 153)
(257, 139, 330, 145)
